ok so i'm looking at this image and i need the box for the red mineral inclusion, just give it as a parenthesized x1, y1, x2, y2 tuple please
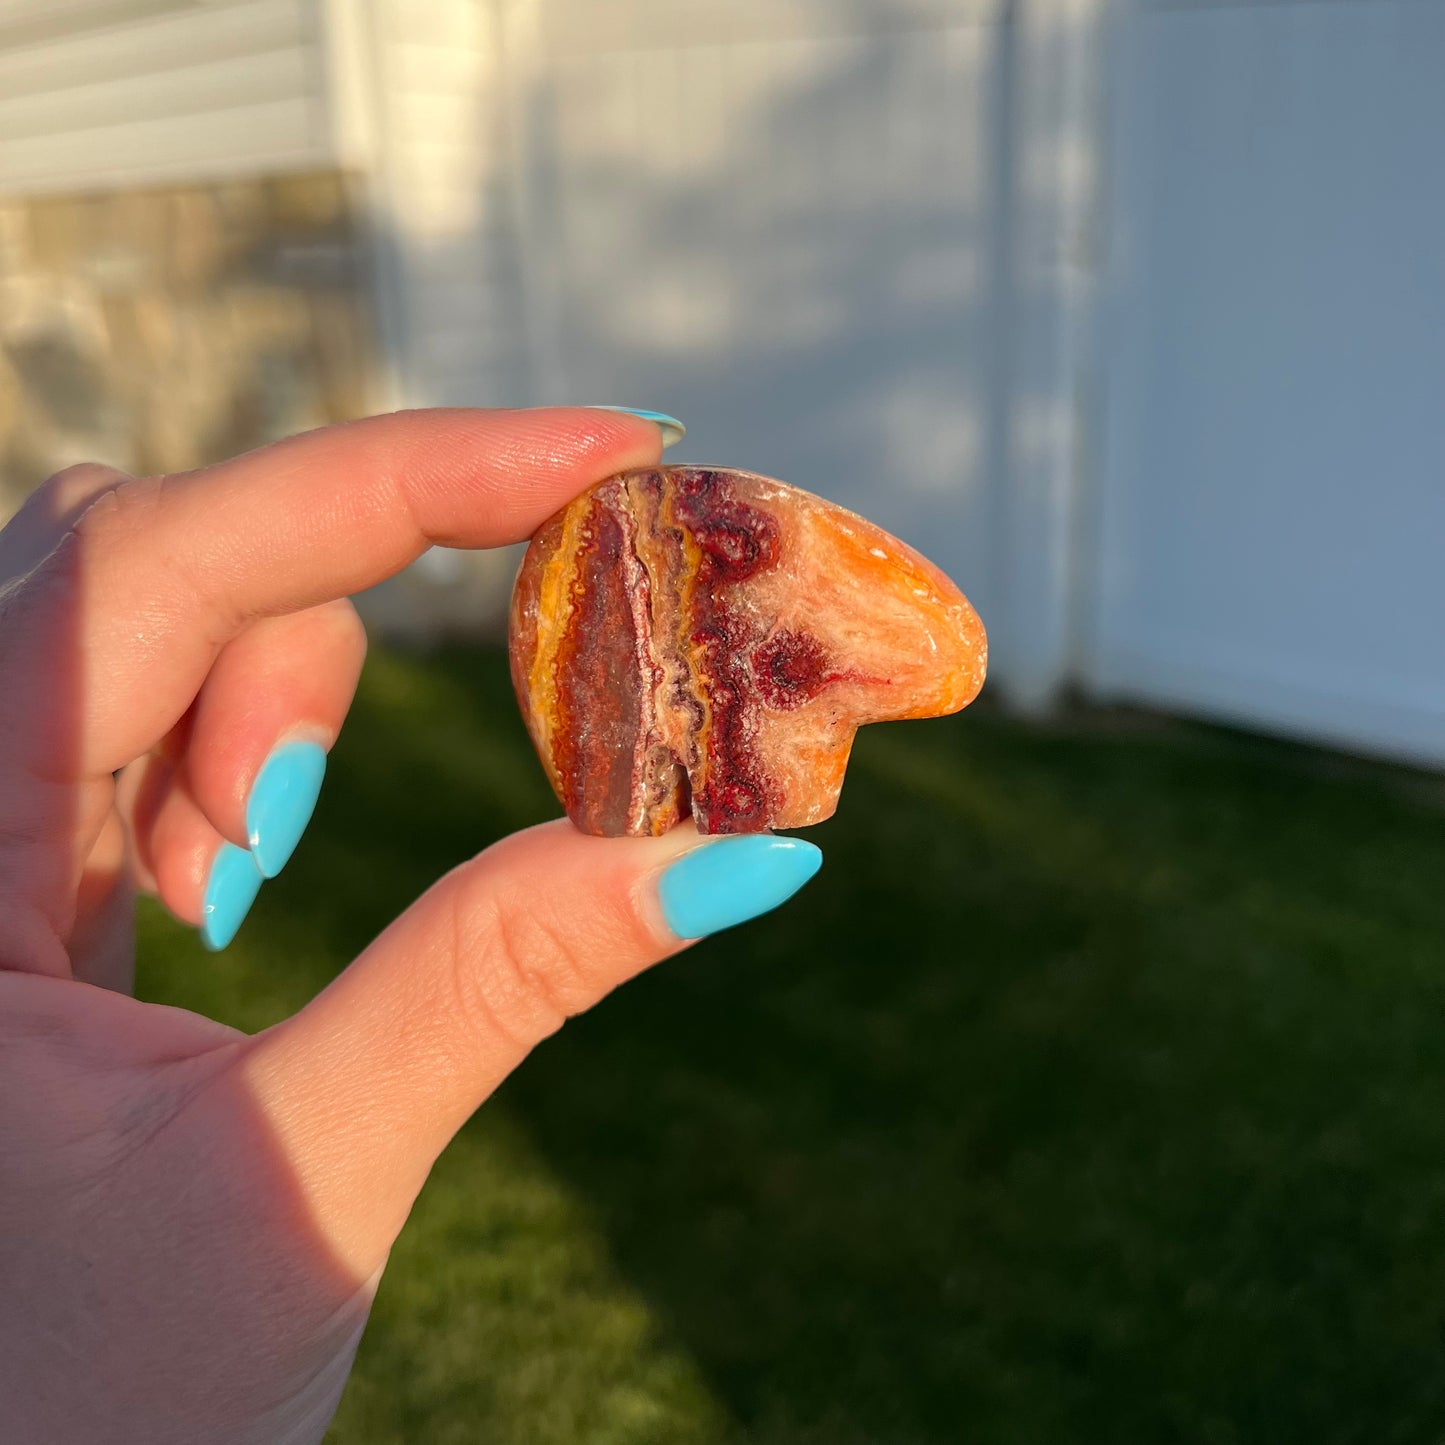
(509, 466, 987, 836)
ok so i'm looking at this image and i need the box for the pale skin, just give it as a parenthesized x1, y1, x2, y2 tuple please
(0, 410, 722, 1444)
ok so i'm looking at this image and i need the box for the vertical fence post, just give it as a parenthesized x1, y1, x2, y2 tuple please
(989, 0, 1104, 712)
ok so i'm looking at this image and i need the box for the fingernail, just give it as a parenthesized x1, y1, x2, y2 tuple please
(658, 835, 823, 940)
(591, 407, 686, 450)
(201, 843, 263, 952)
(246, 740, 327, 879)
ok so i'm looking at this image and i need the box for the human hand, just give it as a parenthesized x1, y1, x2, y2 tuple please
(0, 410, 822, 1444)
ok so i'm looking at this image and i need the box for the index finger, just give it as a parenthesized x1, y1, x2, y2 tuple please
(14, 407, 666, 780)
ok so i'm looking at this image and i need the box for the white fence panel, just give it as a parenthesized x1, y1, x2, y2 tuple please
(496, 0, 1010, 639)
(1086, 0, 1445, 767)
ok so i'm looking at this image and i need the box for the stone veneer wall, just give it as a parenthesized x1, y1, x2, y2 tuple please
(0, 171, 376, 516)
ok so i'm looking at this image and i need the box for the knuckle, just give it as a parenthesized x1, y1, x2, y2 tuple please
(444, 878, 602, 1058)
(42, 460, 127, 500)
(0, 462, 130, 585)
(71, 473, 166, 544)
(73, 474, 218, 617)
(29, 461, 129, 524)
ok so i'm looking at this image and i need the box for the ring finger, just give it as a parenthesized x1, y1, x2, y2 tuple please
(118, 599, 368, 948)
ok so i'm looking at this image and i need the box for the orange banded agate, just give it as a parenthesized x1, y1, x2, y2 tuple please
(509, 466, 987, 837)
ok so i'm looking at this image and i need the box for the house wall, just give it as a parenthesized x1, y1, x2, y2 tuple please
(3, 0, 1438, 766)
(0, 171, 374, 506)
(0, 2, 376, 514)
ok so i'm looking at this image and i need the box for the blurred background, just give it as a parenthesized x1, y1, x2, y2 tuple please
(3, 1, 1444, 1441)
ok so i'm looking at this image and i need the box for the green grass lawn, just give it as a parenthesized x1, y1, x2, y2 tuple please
(137, 645, 1445, 1445)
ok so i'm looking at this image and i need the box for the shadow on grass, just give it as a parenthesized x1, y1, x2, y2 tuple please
(139, 645, 1445, 1445)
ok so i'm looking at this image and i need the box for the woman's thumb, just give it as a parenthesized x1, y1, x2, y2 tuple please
(239, 820, 821, 1275)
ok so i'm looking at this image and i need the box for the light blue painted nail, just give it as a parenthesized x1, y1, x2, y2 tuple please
(591, 406, 686, 450)
(659, 835, 823, 940)
(201, 843, 263, 952)
(246, 740, 327, 879)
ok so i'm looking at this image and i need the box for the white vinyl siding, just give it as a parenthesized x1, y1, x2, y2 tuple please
(0, 0, 329, 195)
